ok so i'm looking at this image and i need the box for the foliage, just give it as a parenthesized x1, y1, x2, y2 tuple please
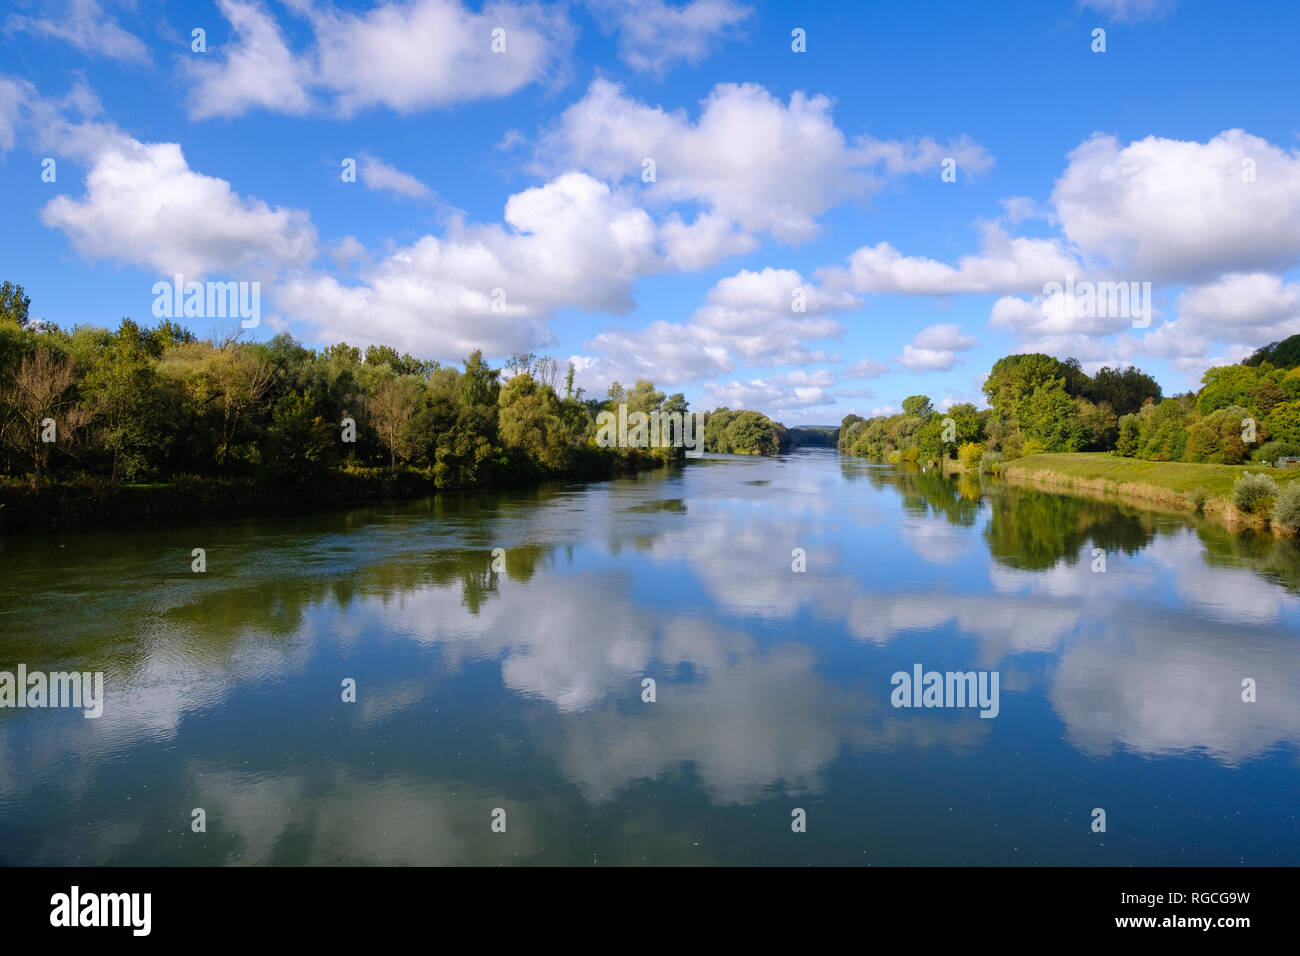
(0, 283, 710, 510)
(1272, 481, 1300, 533)
(1233, 472, 1280, 515)
(957, 441, 984, 471)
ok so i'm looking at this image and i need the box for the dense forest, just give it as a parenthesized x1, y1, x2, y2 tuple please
(838, 345, 1300, 473)
(0, 281, 798, 525)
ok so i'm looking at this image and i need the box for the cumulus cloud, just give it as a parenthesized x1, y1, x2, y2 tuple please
(278, 172, 660, 360)
(1052, 130, 1300, 282)
(818, 225, 1077, 296)
(580, 267, 857, 387)
(188, 0, 572, 119)
(41, 139, 318, 278)
(586, 0, 751, 75)
(541, 79, 992, 246)
(186, 0, 312, 119)
(658, 211, 758, 270)
(898, 323, 978, 371)
(1174, 272, 1300, 339)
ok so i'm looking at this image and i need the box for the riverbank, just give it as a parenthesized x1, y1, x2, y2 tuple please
(0, 452, 675, 532)
(1002, 453, 1300, 531)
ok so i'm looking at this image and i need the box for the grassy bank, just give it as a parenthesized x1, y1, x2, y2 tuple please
(1003, 453, 1300, 529)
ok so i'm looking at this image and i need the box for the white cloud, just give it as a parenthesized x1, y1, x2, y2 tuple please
(278, 172, 660, 360)
(1174, 272, 1300, 337)
(843, 357, 889, 378)
(41, 139, 318, 278)
(658, 211, 758, 270)
(1053, 130, 1300, 282)
(577, 267, 856, 387)
(358, 152, 433, 201)
(543, 79, 992, 246)
(586, 0, 751, 75)
(0, 76, 31, 153)
(898, 323, 977, 371)
(188, 0, 572, 119)
(701, 378, 833, 412)
(7, 0, 149, 63)
(186, 0, 312, 119)
(819, 226, 1078, 296)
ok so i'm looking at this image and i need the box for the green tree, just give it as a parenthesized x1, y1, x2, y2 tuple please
(902, 394, 934, 418)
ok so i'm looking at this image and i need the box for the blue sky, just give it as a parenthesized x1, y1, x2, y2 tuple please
(3, 0, 1300, 423)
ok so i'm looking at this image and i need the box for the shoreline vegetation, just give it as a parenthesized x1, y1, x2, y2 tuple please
(0, 281, 803, 531)
(838, 339, 1300, 537)
(1000, 453, 1300, 530)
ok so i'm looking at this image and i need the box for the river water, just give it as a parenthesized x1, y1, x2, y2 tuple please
(1, 449, 1297, 864)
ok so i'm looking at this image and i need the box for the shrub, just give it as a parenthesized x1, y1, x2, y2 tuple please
(957, 441, 984, 471)
(1115, 414, 1142, 457)
(979, 450, 1004, 476)
(1189, 487, 1210, 512)
(1233, 472, 1280, 515)
(902, 446, 920, 463)
(1272, 482, 1300, 533)
(1019, 438, 1046, 457)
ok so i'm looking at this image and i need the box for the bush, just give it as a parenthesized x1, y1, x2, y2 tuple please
(978, 450, 1004, 476)
(957, 442, 984, 471)
(1019, 438, 1046, 457)
(1252, 439, 1300, 464)
(1273, 482, 1300, 533)
(1189, 487, 1210, 512)
(1233, 472, 1280, 515)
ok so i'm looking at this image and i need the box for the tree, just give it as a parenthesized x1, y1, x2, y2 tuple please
(725, 410, 780, 455)
(5, 346, 91, 489)
(200, 346, 274, 468)
(1086, 365, 1161, 417)
(625, 379, 666, 415)
(1244, 333, 1300, 370)
(902, 394, 934, 418)
(1115, 414, 1142, 457)
(983, 354, 1071, 420)
(367, 374, 424, 471)
(458, 350, 500, 409)
(1198, 364, 1266, 416)
(1265, 400, 1300, 444)
(0, 281, 32, 328)
(81, 323, 161, 487)
(1016, 380, 1085, 452)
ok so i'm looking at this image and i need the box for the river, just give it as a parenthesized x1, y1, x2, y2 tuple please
(1, 448, 1297, 864)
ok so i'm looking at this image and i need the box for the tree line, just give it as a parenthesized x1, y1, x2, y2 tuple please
(0, 281, 808, 508)
(839, 343, 1300, 470)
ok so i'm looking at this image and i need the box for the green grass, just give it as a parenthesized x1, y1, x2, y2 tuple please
(1007, 453, 1300, 498)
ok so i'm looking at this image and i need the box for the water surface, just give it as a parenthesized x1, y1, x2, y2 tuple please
(2, 449, 1298, 865)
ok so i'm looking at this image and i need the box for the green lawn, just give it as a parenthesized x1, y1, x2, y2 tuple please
(1008, 453, 1300, 498)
